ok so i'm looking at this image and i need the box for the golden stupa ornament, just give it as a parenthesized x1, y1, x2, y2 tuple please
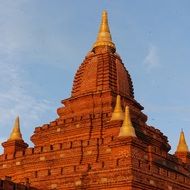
(119, 106, 136, 137)
(8, 116, 23, 141)
(176, 129, 189, 152)
(93, 10, 116, 50)
(111, 95, 124, 121)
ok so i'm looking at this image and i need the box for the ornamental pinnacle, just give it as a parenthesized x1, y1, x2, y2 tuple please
(8, 116, 23, 141)
(93, 10, 116, 51)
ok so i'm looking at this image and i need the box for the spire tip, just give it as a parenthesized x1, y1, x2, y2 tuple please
(8, 116, 23, 141)
(93, 11, 116, 51)
(176, 130, 188, 153)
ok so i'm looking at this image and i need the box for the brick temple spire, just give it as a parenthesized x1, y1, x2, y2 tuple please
(93, 10, 116, 51)
(118, 106, 136, 137)
(70, 10, 135, 100)
(2, 116, 28, 155)
(8, 116, 23, 141)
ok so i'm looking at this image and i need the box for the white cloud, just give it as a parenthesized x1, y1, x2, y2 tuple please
(0, 1, 57, 148)
(0, 1, 78, 151)
(144, 45, 160, 70)
(0, 56, 52, 146)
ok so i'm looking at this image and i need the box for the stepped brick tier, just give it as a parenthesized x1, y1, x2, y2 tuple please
(0, 11, 190, 190)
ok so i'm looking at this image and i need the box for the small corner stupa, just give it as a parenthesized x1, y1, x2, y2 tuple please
(175, 129, 190, 164)
(118, 106, 136, 137)
(2, 116, 28, 155)
(110, 95, 124, 121)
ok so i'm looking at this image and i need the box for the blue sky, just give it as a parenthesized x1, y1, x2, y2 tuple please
(0, 0, 190, 153)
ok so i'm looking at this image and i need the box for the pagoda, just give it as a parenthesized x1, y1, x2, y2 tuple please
(0, 11, 190, 190)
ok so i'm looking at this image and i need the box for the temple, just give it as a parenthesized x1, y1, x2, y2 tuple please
(0, 11, 190, 190)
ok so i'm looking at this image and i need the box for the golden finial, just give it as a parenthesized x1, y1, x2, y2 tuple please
(118, 106, 136, 137)
(111, 95, 124, 121)
(8, 116, 23, 141)
(93, 10, 116, 50)
(176, 129, 189, 152)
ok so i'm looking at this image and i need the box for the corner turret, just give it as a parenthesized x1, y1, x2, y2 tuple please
(175, 130, 190, 163)
(176, 129, 189, 153)
(2, 116, 28, 155)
